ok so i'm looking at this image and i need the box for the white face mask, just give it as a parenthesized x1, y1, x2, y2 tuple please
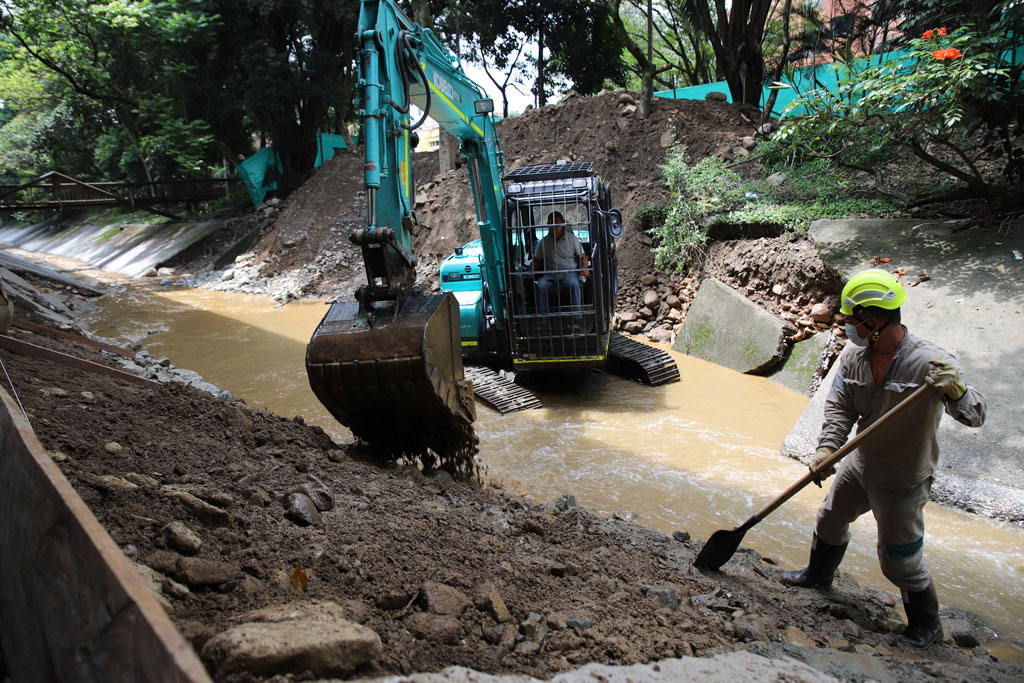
(846, 322, 870, 347)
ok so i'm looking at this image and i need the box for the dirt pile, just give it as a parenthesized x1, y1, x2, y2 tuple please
(3, 326, 1021, 682)
(217, 91, 758, 302)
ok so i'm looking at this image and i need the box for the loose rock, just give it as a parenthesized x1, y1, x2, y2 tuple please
(164, 521, 202, 555)
(201, 602, 381, 677)
(285, 492, 322, 526)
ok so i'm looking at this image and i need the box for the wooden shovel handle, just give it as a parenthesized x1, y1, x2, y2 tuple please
(746, 382, 934, 528)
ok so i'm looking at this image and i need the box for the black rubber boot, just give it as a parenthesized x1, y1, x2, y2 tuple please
(781, 535, 848, 587)
(901, 581, 942, 648)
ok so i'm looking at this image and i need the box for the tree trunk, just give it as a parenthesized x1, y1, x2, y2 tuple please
(761, 0, 792, 120)
(536, 23, 547, 108)
(685, 0, 775, 108)
(116, 106, 154, 184)
(639, 71, 654, 118)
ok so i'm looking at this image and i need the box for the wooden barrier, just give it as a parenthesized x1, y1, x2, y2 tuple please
(0, 386, 211, 682)
(12, 320, 137, 359)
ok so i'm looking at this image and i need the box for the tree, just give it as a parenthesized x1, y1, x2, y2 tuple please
(0, 0, 220, 181)
(550, 0, 626, 95)
(648, 0, 718, 88)
(476, 0, 625, 108)
(472, 35, 530, 118)
(683, 0, 777, 107)
(772, 23, 1023, 216)
(609, 0, 672, 118)
(224, 0, 358, 192)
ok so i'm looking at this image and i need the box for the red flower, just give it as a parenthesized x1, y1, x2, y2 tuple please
(880, 257, 892, 263)
(923, 29, 933, 39)
(938, 27, 948, 37)
(933, 47, 963, 60)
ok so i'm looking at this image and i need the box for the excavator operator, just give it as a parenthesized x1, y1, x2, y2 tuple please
(528, 211, 589, 331)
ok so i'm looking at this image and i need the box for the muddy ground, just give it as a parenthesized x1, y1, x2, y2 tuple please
(2, 325, 1021, 682)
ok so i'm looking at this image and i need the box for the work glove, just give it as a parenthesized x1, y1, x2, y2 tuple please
(809, 447, 837, 487)
(925, 358, 966, 401)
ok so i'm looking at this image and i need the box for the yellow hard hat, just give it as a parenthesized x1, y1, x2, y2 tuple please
(840, 268, 906, 315)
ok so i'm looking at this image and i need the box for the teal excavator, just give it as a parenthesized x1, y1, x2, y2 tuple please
(306, 0, 677, 466)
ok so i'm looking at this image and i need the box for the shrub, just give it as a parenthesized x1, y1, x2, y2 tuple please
(769, 22, 1022, 215)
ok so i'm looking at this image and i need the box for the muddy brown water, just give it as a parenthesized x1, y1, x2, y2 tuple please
(85, 284, 1024, 659)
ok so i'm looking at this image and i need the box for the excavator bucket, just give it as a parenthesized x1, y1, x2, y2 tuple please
(306, 292, 478, 475)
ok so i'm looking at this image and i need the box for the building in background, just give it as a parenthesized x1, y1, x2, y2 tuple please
(414, 121, 441, 153)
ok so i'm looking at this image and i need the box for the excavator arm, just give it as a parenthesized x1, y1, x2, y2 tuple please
(353, 0, 506, 319)
(306, 0, 505, 471)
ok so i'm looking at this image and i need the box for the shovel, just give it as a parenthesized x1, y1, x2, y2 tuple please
(693, 382, 933, 571)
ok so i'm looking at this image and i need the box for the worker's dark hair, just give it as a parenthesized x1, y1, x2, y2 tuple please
(547, 211, 565, 224)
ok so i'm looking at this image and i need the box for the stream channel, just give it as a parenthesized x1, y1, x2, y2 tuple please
(84, 283, 1024, 659)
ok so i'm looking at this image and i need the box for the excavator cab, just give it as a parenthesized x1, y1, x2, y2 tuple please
(440, 161, 620, 372)
(502, 162, 619, 370)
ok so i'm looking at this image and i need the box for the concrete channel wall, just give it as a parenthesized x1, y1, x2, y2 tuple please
(0, 387, 211, 683)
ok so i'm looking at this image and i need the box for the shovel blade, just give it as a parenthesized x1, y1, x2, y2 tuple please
(692, 527, 747, 571)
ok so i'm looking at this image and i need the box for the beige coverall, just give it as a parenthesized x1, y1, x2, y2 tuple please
(815, 331, 986, 592)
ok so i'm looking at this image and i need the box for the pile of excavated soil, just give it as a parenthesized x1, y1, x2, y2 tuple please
(410, 91, 759, 297)
(3, 327, 1022, 682)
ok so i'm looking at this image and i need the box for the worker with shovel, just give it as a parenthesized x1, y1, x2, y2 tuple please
(782, 268, 986, 648)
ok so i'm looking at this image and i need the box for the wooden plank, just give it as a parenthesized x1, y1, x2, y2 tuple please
(0, 334, 157, 387)
(12, 320, 137, 359)
(0, 386, 212, 682)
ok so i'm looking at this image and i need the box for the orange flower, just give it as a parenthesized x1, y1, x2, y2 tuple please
(923, 29, 933, 39)
(932, 47, 963, 60)
(938, 27, 948, 37)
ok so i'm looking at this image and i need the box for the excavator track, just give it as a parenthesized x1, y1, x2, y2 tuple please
(464, 365, 543, 414)
(607, 332, 680, 386)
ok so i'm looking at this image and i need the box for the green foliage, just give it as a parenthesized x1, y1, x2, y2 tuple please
(0, 0, 224, 181)
(632, 203, 669, 234)
(769, 20, 1023, 203)
(654, 147, 901, 271)
(135, 95, 215, 179)
(547, 1, 626, 94)
(0, 112, 46, 183)
(474, 0, 626, 103)
(653, 147, 737, 269)
(0, 0, 363, 187)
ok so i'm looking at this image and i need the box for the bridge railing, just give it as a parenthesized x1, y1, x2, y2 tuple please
(0, 172, 242, 212)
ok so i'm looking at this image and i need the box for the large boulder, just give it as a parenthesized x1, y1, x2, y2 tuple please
(781, 343, 850, 463)
(672, 277, 790, 374)
(201, 601, 381, 678)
